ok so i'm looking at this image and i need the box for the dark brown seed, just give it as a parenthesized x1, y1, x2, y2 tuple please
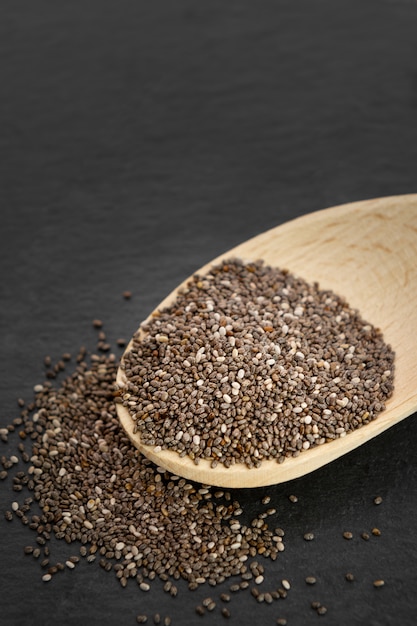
(361, 532, 370, 541)
(289, 495, 298, 503)
(372, 528, 381, 536)
(220, 593, 231, 602)
(136, 617, 148, 624)
(195, 606, 205, 616)
(345, 573, 355, 582)
(343, 531, 353, 540)
(311, 601, 321, 609)
(221, 607, 231, 618)
(123, 291, 132, 299)
(92, 319, 103, 328)
(153, 614, 161, 625)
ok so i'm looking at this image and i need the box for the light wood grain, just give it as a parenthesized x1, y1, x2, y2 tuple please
(116, 194, 417, 487)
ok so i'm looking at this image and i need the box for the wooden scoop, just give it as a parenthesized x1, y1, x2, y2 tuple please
(116, 194, 417, 487)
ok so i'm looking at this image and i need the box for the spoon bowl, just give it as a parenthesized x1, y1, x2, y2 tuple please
(116, 194, 417, 487)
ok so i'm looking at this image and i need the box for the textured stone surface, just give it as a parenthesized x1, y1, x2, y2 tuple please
(1, 1, 417, 624)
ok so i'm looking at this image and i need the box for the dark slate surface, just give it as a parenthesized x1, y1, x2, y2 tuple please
(1, 1, 416, 624)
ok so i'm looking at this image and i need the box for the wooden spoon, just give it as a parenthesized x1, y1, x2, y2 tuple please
(116, 194, 417, 487)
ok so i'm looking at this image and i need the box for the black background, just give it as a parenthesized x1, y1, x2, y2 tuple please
(1, 1, 417, 625)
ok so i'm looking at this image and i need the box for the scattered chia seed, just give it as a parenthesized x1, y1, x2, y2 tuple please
(372, 528, 381, 536)
(305, 576, 317, 585)
(276, 620, 287, 626)
(221, 607, 231, 618)
(288, 495, 298, 503)
(373, 579, 385, 588)
(373, 496, 383, 505)
(361, 532, 370, 541)
(119, 259, 395, 469)
(343, 531, 353, 540)
(303, 532, 314, 541)
(345, 573, 355, 582)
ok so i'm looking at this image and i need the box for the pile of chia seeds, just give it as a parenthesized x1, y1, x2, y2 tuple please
(1, 260, 396, 624)
(119, 259, 395, 468)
